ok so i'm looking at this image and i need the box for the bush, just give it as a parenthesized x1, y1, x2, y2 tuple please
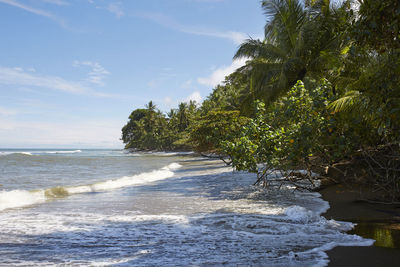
(222, 80, 344, 186)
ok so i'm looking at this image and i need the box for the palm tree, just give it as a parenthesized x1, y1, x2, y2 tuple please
(145, 100, 156, 113)
(177, 102, 189, 132)
(234, 0, 306, 105)
(144, 100, 157, 128)
(234, 0, 352, 109)
(329, 0, 400, 140)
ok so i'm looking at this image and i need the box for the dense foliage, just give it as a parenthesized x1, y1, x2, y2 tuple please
(223, 80, 338, 173)
(121, 100, 198, 151)
(190, 110, 249, 155)
(122, 0, 400, 200)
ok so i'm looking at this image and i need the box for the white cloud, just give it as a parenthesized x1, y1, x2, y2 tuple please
(184, 29, 247, 45)
(0, 0, 66, 27)
(185, 91, 202, 104)
(197, 58, 247, 87)
(40, 0, 69, 5)
(0, 66, 87, 94)
(160, 91, 202, 111)
(107, 2, 124, 18)
(0, 66, 112, 97)
(73, 61, 110, 86)
(139, 12, 247, 45)
(95, 2, 124, 18)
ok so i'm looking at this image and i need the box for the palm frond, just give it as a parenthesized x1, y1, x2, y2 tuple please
(329, 90, 362, 112)
(262, 0, 306, 49)
(234, 39, 286, 61)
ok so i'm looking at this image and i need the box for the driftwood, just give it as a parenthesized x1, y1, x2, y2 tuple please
(253, 166, 319, 192)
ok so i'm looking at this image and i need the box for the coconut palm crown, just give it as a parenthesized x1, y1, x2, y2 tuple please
(233, 0, 353, 110)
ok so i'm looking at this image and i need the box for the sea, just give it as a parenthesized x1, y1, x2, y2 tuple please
(0, 149, 373, 266)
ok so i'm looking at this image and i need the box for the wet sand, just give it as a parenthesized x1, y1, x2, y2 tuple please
(320, 184, 400, 267)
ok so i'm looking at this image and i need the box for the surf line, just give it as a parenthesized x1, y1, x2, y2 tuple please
(0, 163, 181, 212)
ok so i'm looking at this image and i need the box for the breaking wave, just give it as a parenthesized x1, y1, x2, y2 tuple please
(0, 152, 33, 156)
(0, 162, 181, 212)
(43, 150, 82, 154)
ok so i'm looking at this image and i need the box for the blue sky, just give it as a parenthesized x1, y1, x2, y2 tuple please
(0, 0, 264, 148)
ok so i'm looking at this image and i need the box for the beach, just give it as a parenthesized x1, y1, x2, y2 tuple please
(0, 150, 377, 266)
(320, 184, 400, 266)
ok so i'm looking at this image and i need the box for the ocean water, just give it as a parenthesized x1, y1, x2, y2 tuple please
(0, 149, 373, 266)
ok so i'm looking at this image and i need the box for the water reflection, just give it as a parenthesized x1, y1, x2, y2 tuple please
(350, 222, 400, 248)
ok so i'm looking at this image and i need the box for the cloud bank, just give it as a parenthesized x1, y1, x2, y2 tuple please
(0, 66, 112, 97)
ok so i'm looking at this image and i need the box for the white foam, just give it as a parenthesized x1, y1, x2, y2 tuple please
(67, 162, 181, 193)
(126, 153, 141, 157)
(163, 162, 182, 170)
(284, 205, 319, 223)
(0, 190, 45, 211)
(44, 150, 82, 154)
(301, 238, 375, 267)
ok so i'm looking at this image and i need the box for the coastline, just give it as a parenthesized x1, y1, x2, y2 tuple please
(320, 184, 400, 267)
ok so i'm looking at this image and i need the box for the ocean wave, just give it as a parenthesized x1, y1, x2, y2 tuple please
(0, 162, 375, 266)
(0, 190, 45, 211)
(0, 152, 33, 157)
(121, 151, 195, 157)
(150, 151, 195, 156)
(0, 162, 181, 212)
(67, 162, 181, 193)
(44, 150, 82, 154)
(0, 150, 81, 157)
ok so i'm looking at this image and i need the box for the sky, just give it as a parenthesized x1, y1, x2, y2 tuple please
(0, 0, 265, 148)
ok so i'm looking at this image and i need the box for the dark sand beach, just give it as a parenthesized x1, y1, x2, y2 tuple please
(320, 184, 400, 267)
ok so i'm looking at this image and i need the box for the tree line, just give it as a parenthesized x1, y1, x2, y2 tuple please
(122, 0, 400, 201)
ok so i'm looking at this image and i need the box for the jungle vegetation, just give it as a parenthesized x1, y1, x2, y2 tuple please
(122, 0, 400, 201)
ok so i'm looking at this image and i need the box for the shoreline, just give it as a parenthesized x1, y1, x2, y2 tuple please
(319, 184, 400, 267)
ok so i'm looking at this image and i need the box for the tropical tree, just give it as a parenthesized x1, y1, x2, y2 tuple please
(330, 0, 400, 143)
(190, 110, 249, 157)
(177, 102, 189, 132)
(352, 0, 400, 52)
(233, 0, 353, 111)
(121, 108, 147, 148)
(201, 71, 247, 114)
(122, 101, 172, 150)
(222, 80, 340, 186)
